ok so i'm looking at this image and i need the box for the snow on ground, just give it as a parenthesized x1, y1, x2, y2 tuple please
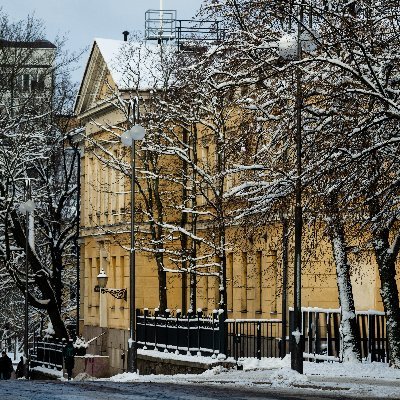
(304, 360, 400, 380)
(30, 365, 63, 378)
(100, 355, 400, 398)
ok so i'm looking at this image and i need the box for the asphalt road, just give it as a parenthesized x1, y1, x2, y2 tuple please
(0, 380, 395, 400)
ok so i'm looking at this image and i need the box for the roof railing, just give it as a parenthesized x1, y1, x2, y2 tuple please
(145, 9, 225, 48)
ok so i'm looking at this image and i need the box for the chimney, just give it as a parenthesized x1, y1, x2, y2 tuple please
(122, 31, 129, 41)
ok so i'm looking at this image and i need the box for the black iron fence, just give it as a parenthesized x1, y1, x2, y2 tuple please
(136, 309, 282, 360)
(136, 309, 225, 357)
(289, 307, 388, 362)
(138, 307, 388, 363)
(30, 339, 64, 371)
(358, 311, 387, 362)
(225, 318, 282, 361)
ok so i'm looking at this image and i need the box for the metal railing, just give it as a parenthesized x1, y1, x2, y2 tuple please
(358, 310, 387, 362)
(30, 339, 64, 370)
(137, 309, 282, 360)
(136, 309, 225, 357)
(226, 319, 283, 361)
(145, 9, 225, 48)
(175, 19, 226, 48)
(289, 307, 388, 362)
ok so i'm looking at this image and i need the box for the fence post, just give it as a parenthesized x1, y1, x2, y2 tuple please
(143, 308, 148, 349)
(187, 309, 192, 355)
(369, 314, 376, 362)
(376, 314, 382, 362)
(44, 339, 47, 367)
(56, 342, 63, 369)
(165, 309, 170, 353)
(197, 309, 202, 356)
(212, 309, 218, 357)
(315, 312, 321, 358)
(327, 313, 332, 358)
(234, 321, 238, 362)
(288, 309, 293, 355)
(218, 310, 226, 360)
(154, 308, 159, 351)
(307, 311, 313, 358)
(256, 321, 261, 360)
(175, 309, 181, 355)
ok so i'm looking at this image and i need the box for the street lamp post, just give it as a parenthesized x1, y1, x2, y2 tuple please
(73, 144, 81, 338)
(292, 14, 304, 373)
(120, 98, 146, 373)
(68, 129, 84, 338)
(278, 1, 306, 374)
(19, 179, 36, 378)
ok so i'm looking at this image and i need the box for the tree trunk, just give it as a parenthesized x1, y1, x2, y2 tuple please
(8, 208, 69, 340)
(47, 302, 69, 339)
(180, 127, 189, 313)
(372, 229, 400, 368)
(156, 253, 168, 313)
(327, 198, 361, 362)
(189, 123, 198, 312)
(218, 223, 227, 315)
(53, 265, 62, 311)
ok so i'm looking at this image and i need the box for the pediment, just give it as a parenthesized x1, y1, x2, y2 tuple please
(74, 42, 118, 117)
(75, 38, 169, 118)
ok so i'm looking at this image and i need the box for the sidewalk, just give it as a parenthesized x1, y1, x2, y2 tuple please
(103, 355, 400, 399)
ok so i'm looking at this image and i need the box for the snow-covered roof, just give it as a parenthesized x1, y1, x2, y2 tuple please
(74, 37, 177, 116)
(95, 38, 172, 91)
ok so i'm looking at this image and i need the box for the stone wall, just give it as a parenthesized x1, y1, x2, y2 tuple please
(82, 325, 236, 378)
(137, 353, 235, 376)
(83, 325, 128, 376)
(72, 356, 110, 378)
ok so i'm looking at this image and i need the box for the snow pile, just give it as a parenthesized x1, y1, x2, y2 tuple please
(270, 366, 309, 387)
(240, 355, 290, 370)
(201, 365, 229, 376)
(74, 372, 95, 381)
(108, 372, 140, 383)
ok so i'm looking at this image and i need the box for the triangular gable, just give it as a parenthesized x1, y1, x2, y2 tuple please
(74, 41, 117, 117)
(75, 38, 176, 117)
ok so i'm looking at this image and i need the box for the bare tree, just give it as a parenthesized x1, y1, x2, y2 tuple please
(0, 11, 81, 339)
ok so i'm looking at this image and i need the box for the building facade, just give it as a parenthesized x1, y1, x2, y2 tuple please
(75, 37, 393, 375)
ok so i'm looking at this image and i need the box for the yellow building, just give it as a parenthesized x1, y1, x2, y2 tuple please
(74, 38, 391, 375)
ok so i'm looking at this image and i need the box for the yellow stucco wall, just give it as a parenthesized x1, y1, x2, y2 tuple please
(75, 44, 398, 336)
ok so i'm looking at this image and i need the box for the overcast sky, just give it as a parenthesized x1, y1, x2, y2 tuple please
(1, 0, 204, 83)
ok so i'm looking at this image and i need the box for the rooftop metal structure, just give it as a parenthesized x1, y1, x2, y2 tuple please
(145, 9, 225, 49)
